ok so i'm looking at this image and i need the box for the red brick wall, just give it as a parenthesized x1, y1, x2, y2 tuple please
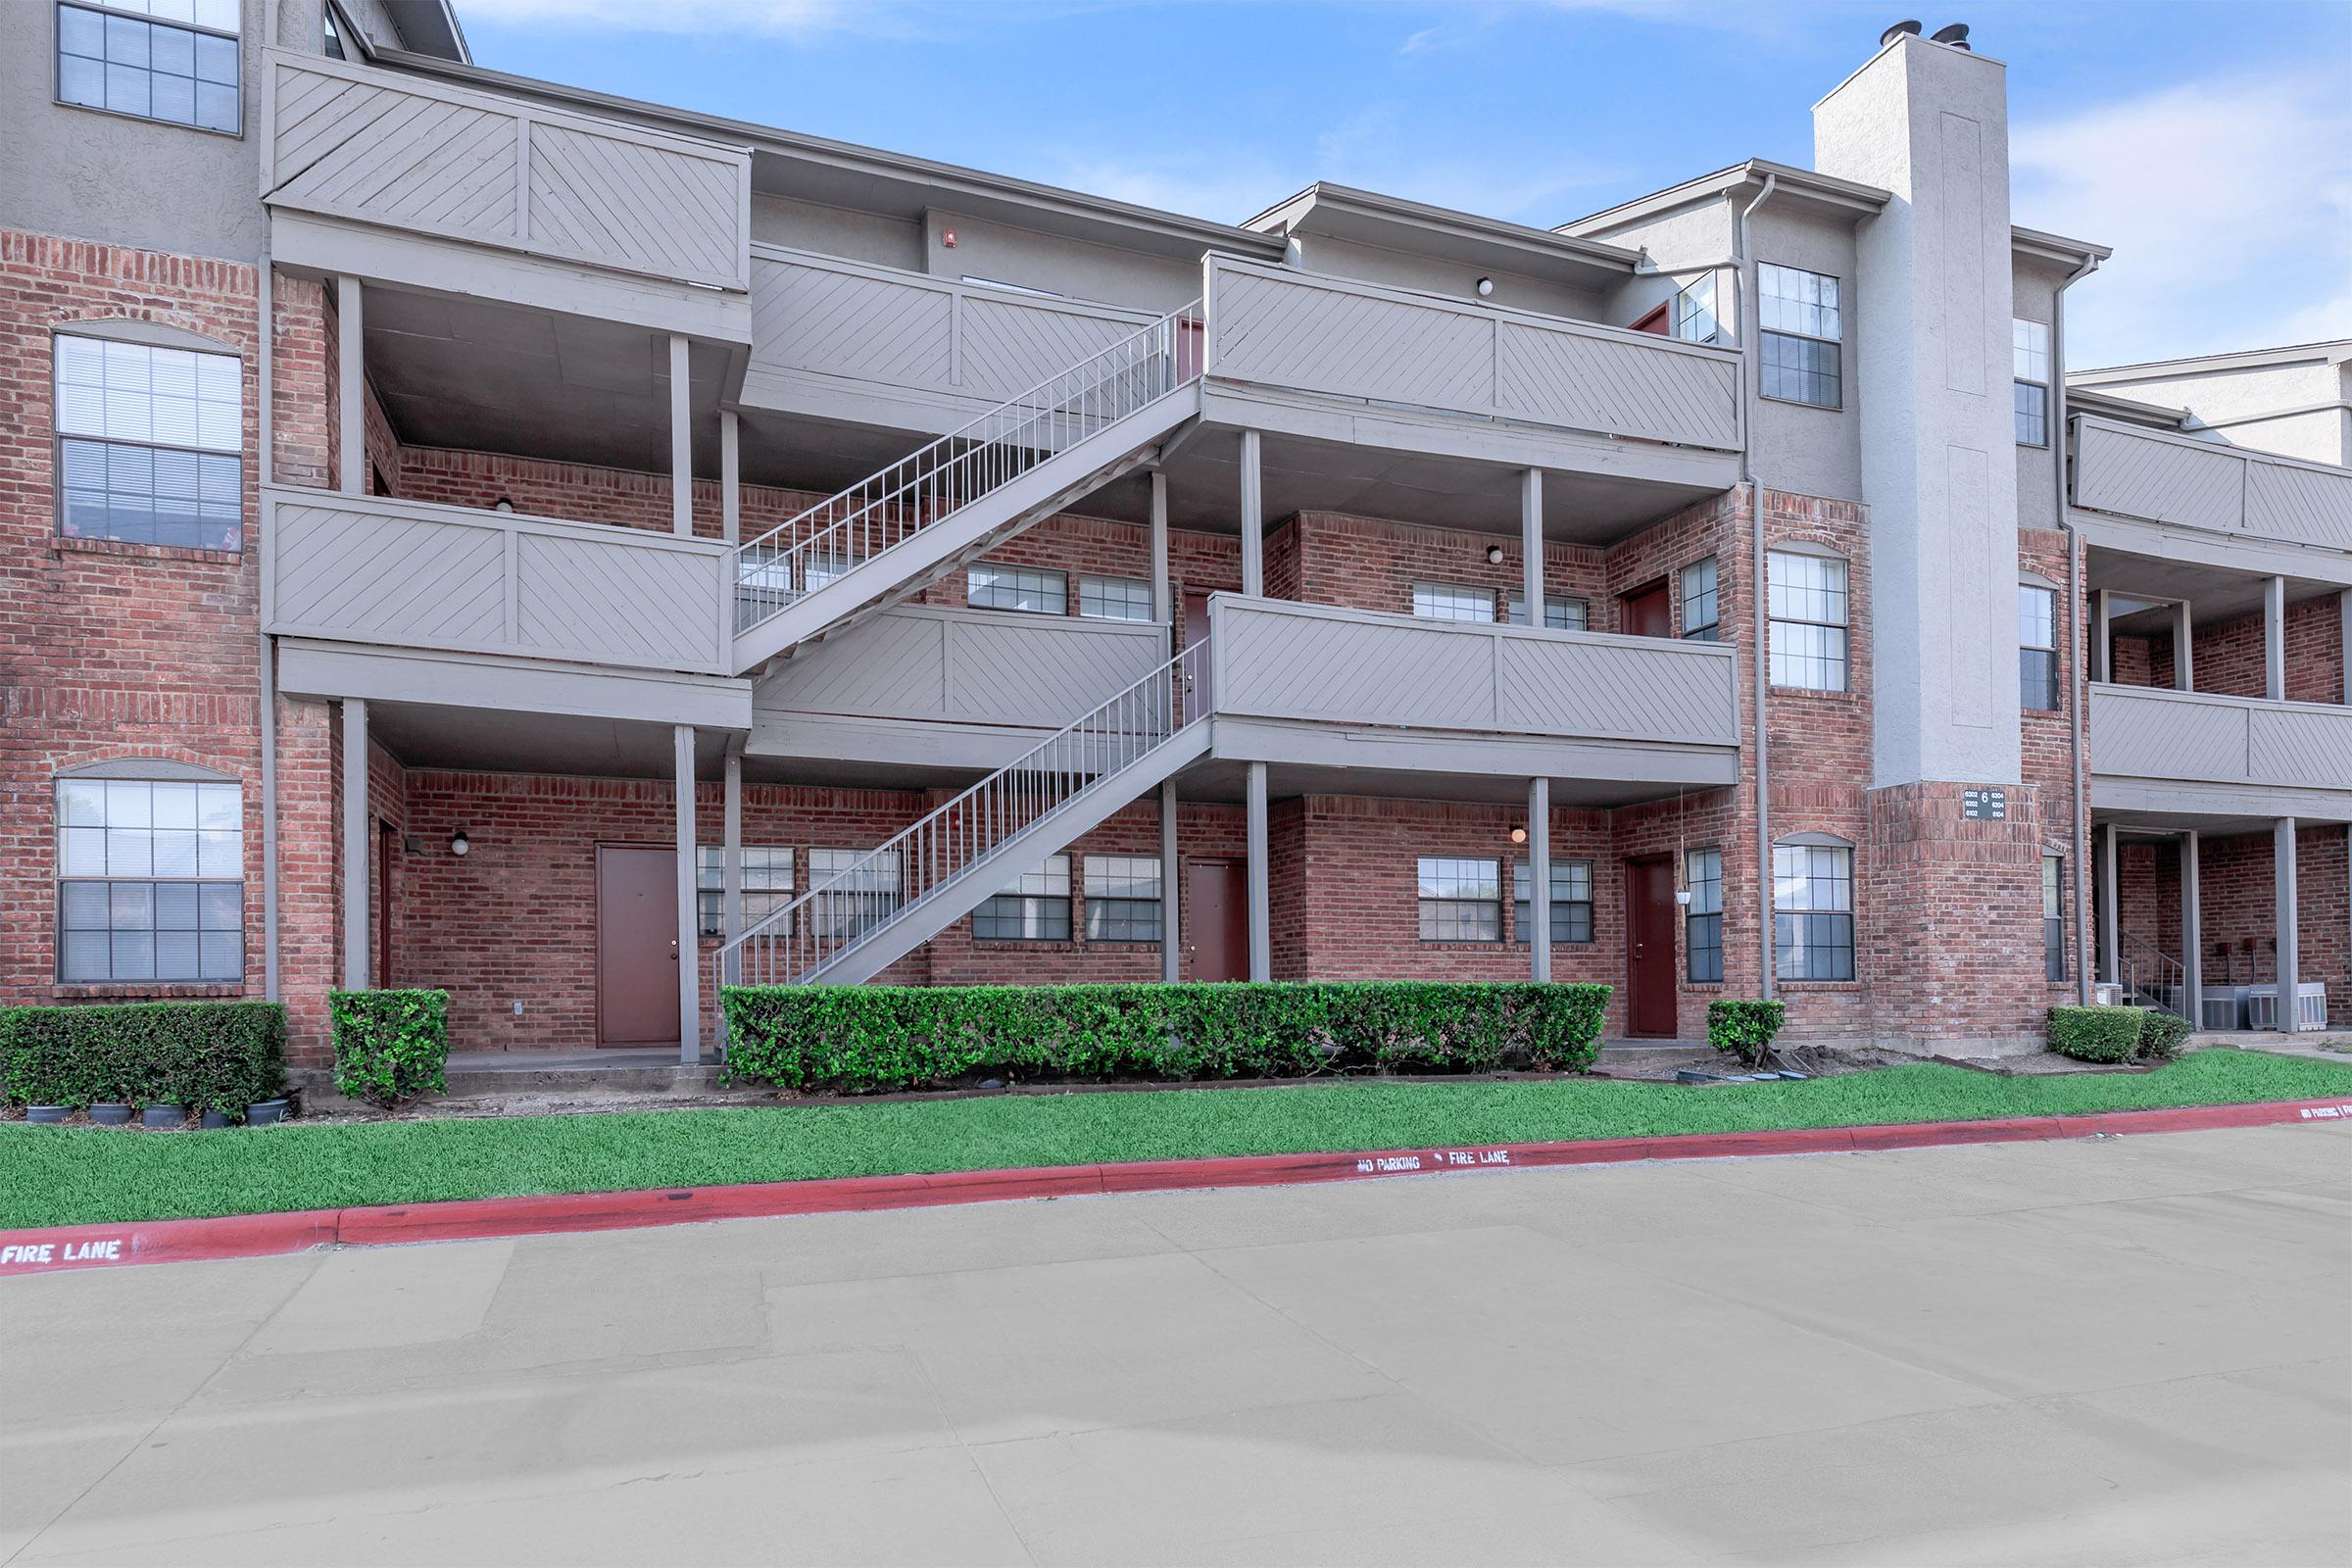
(2021, 528, 2089, 1000)
(2147, 592, 2346, 704)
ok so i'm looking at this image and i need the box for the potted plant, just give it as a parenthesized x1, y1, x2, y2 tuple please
(198, 1108, 236, 1129)
(140, 1102, 187, 1128)
(246, 1098, 289, 1125)
(90, 1102, 133, 1126)
(25, 1104, 70, 1125)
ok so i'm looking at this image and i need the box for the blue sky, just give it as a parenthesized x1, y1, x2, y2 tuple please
(455, 1, 2351, 368)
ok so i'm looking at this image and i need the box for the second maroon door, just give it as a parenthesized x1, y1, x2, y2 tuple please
(1621, 580, 1673, 638)
(1185, 859, 1249, 982)
(596, 845, 681, 1047)
(1625, 856, 1678, 1037)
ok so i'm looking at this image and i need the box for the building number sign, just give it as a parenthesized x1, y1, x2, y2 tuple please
(1962, 788, 2007, 821)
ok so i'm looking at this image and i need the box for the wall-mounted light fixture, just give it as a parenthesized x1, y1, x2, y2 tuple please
(450, 830, 470, 857)
(941, 227, 958, 248)
(1509, 826, 1528, 845)
(1475, 277, 1494, 298)
(492, 497, 515, 514)
(1485, 544, 1505, 564)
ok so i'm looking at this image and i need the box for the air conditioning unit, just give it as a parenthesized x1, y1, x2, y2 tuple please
(2199, 986, 2249, 1032)
(2247, 983, 2328, 1032)
(2093, 982, 2127, 1006)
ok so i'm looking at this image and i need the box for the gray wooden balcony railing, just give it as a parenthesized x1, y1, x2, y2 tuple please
(2072, 415, 2352, 551)
(1207, 595, 1742, 747)
(2089, 682, 2352, 793)
(262, 486, 733, 675)
(260, 50, 752, 291)
(1201, 256, 1745, 452)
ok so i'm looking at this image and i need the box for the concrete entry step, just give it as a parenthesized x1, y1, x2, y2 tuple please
(289, 1049, 741, 1115)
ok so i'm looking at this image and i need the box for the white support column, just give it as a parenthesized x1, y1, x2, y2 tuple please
(336, 275, 364, 495)
(669, 334, 693, 538)
(675, 724, 701, 1064)
(721, 746, 743, 985)
(2275, 816, 2300, 1033)
(1520, 467, 1544, 626)
(1527, 777, 1551, 983)
(340, 697, 368, 991)
(2089, 589, 2112, 684)
(2181, 829, 2202, 1031)
(2171, 599, 2193, 691)
(1245, 760, 1270, 981)
(719, 409, 741, 545)
(1159, 779, 1181, 984)
(2263, 575, 2286, 701)
(1150, 470, 1172, 625)
(1239, 429, 1263, 599)
(2097, 820, 2120, 987)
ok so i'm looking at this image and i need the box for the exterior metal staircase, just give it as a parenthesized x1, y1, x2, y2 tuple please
(715, 640, 1212, 988)
(729, 303, 1204, 673)
(2117, 931, 2188, 1019)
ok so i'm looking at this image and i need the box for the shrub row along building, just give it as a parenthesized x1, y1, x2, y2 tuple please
(5, 3, 2346, 1063)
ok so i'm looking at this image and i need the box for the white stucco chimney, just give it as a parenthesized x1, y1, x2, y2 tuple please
(1814, 30, 2021, 789)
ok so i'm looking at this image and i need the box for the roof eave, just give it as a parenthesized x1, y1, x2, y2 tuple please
(1559, 159, 1890, 238)
(1249, 181, 1642, 274)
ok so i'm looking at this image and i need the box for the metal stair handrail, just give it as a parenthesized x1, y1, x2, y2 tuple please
(716, 636, 1211, 987)
(2117, 929, 2187, 1019)
(733, 301, 1203, 634)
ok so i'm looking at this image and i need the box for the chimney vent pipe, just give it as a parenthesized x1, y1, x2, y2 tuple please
(1880, 20, 1922, 46)
(1931, 22, 1971, 48)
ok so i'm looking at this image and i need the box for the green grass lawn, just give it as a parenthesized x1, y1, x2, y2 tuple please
(5, 1050, 2349, 1231)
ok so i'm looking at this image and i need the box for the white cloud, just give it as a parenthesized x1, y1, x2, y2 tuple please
(1308, 101, 1623, 222)
(2012, 71, 2352, 368)
(452, 0, 956, 39)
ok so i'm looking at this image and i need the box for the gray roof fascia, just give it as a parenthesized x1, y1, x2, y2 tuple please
(1247, 182, 1642, 274)
(368, 48, 1284, 265)
(2065, 386, 2189, 428)
(1559, 159, 1890, 239)
(2074, 339, 2352, 382)
(2011, 224, 2112, 268)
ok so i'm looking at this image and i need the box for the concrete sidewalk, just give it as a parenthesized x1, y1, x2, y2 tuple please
(4, 1124, 2347, 1565)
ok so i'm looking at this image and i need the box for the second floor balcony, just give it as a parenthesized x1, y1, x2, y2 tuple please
(2089, 682, 2352, 816)
(2072, 414, 2352, 555)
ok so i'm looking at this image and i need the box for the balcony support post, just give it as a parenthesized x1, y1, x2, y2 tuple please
(2089, 589, 2112, 683)
(1528, 777, 1551, 983)
(2181, 829, 2202, 1030)
(722, 743, 743, 988)
(719, 410, 740, 545)
(1239, 429, 1263, 598)
(1150, 470, 1171, 625)
(2097, 820, 2119, 988)
(670, 334, 693, 538)
(341, 697, 369, 991)
(1245, 760, 1270, 981)
(1520, 468, 1544, 626)
(336, 275, 364, 496)
(2263, 576, 2285, 701)
(2171, 600, 2193, 691)
(2275, 816, 2301, 1032)
(1159, 779, 1181, 983)
(675, 724, 701, 1063)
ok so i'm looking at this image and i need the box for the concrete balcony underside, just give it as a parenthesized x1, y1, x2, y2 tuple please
(2089, 682, 2352, 828)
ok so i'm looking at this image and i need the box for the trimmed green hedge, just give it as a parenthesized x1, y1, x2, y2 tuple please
(720, 982, 1611, 1095)
(0, 1002, 286, 1114)
(2048, 1004, 2146, 1063)
(1707, 1000, 1788, 1067)
(330, 990, 450, 1107)
(2137, 1009, 2193, 1063)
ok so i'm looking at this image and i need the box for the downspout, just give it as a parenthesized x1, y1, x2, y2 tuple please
(2051, 251, 2101, 1005)
(1737, 172, 1777, 1001)
(257, 250, 279, 1001)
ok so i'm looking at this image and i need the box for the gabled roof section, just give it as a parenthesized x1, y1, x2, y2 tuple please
(2066, 387, 2188, 429)
(1560, 159, 1890, 239)
(1247, 182, 1642, 278)
(2074, 340, 2352, 382)
(2011, 225, 2111, 269)
(379, 0, 469, 63)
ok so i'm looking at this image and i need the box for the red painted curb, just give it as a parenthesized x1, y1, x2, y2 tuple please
(5, 1096, 2348, 1275)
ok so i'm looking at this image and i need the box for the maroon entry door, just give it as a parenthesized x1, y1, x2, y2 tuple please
(374, 824, 398, 988)
(1185, 859, 1249, 982)
(1625, 856, 1678, 1037)
(596, 845, 681, 1047)
(1621, 579, 1673, 638)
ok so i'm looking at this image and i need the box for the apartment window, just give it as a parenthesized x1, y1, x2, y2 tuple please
(1673, 272, 1721, 345)
(2042, 854, 2067, 983)
(57, 1, 241, 134)
(1505, 592, 1589, 631)
(1413, 582, 1492, 623)
(1417, 857, 1501, 942)
(1512, 858, 1594, 945)
(2014, 318, 2051, 447)
(1758, 264, 1841, 408)
(973, 856, 1071, 941)
(1084, 855, 1162, 942)
(1078, 573, 1154, 622)
(321, 3, 345, 57)
(694, 846, 791, 940)
(57, 774, 243, 983)
(1686, 848, 1724, 983)
(1773, 841, 1855, 981)
(1767, 551, 1849, 692)
(968, 564, 1066, 614)
(808, 848, 900, 942)
(2019, 584, 2060, 710)
(55, 334, 242, 551)
(1680, 558, 1720, 642)
(802, 552, 861, 591)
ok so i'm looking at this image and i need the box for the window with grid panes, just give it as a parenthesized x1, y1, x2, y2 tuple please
(1504, 592, 1589, 630)
(55, 334, 242, 550)
(1083, 856, 1161, 941)
(1078, 573, 1153, 621)
(1758, 264, 1841, 408)
(1773, 842, 1855, 981)
(973, 856, 1071, 940)
(1767, 551, 1849, 691)
(1511, 858, 1594, 944)
(1417, 858, 1501, 942)
(1686, 848, 1723, 982)
(57, 1, 241, 134)
(1680, 558, 1719, 641)
(2014, 318, 2051, 446)
(968, 564, 1066, 614)
(1412, 582, 1493, 622)
(2019, 584, 2060, 710)
(57, 775, 243, 983)
(2043, 855, 2068, 982)
(808, 848, 900, 942)
(694, 846, 791, 939)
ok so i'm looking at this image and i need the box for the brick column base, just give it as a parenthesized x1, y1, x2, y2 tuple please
(1864, 780, 2049, 1054)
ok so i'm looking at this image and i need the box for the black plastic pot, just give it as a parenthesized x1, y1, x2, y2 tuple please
(199, 1109, 235, 1129)
(26, 1106, 68, 1125)
(141, 1103, 187, 1129)
(90, 1103, 133, 1126)
(246, 1100, 289, 1126)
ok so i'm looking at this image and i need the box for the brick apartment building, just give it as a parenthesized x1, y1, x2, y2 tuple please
(4, 4, 2346, 1065)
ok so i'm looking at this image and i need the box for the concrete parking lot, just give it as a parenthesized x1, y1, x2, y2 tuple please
(4, 1122, 2348, 1566)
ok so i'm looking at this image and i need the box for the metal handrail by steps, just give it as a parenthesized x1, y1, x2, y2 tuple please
(715, 637, 1211, 988)
(2118, 930, 2187, 1019)
(733, 301, 1204, 634)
